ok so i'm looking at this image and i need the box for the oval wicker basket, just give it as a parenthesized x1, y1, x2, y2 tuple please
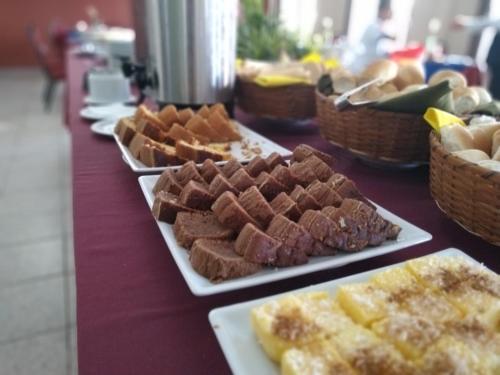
(315, 90, 430, 165)
(235, 79, 316, 119)
(430, 132, 500, 245)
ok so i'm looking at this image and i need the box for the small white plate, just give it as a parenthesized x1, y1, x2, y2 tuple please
(84, 95, 137, 105)
(115, 121, 293, 173)
(80, 103, 136, 120)
(208, 248, 479, 375)
(90, 118, 117, 137)
(138, 174, 432, 296)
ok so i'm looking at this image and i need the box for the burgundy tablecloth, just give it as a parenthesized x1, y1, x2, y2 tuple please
(69, 54, 499, 375)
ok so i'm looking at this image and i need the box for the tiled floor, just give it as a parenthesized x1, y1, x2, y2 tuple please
(0, 68, 77, 375)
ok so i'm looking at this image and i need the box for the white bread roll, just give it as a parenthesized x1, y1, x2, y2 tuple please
(451, 149, 490, 163)
(492, 129, 500, 160)
(350, 85, 384, 102)
(478, 159, 500, 172)
(469, 86, 492, 106)
(401, 83, 428, 93)
(453, 87, 480, 115)
(302, 62, 324, 84)
(330, 67, 357, 94)
(469, 123, 500, 154)
(359, 59, 399, 85)
(392, 62, 425, 90)
(428, 69, 467, 89)
(440, 124, 475, 152)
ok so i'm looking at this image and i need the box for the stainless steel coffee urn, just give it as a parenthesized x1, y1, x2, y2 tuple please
(132, 0, 238, 107)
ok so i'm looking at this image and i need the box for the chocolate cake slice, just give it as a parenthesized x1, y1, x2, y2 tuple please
(152, 191, 200, 224)
(327, 174, 375, 209)
(289, 161, 318, 187)
(265, 214, 312, 267)
(176, 161, 206, 186)
(190, 239, 261, 282)
(291, 144, 334, 165)
(270, 192, 302, 222)
(301, 155, 333, 182)
(270, 165, 299, 191)
(153, 169, 183, 195)
(199, 159, 222, 184)
(228, 168, 255, 192)
(212, 191, 259, 231)
(306, 181, 343, 208)
(179, 181, 215, 210)
(173, 212, 234, 249)
(208, 173, 239, 198)
(321, 205, 369, 252)
(297, 210, 343, 255)
(256, 172, 287, 201)
(265, 152, 287, 170)
(235, 223, 281, 264)
(245, 155, 269, 177)
(221, 159, 243, 178)
(289, 185, 321, 212)
(238, 186, 275, 228)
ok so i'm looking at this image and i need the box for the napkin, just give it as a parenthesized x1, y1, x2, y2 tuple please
(253, 75, 311, 87)
(424, 107, 465, 133)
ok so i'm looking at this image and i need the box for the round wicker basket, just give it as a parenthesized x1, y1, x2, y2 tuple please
(315, 90, 430, 165)
(430, 132, 500, 245)
(235, 79, 316, 119)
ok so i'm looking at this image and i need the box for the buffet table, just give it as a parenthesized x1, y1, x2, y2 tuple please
(68, 54, 499, 375)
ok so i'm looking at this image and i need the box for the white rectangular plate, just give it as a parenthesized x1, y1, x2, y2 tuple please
(115, 121, 292, 173)
(138, 175, 432, 296)
(208, 249, 480, 375)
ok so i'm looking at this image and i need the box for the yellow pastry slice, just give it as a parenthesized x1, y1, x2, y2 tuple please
(281, 339, 356, 375)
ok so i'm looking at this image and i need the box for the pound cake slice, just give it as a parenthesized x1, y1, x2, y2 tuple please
(115, 117, 137, 146)
(152, 191, 200, 224)
(134, 104, 169, 132)
(185, 114, 221, 141)
(139, 142, 179, 167)
(207, 111, 241, 141)
(153, 169, 183, 195)
(189, 239, 261, 282)
(291, 144, 334, 165)
(238, 186, 275, 228)
(157, 104, 180, 129)
(245, 155, 269, 177)
(173, 212, 233, 249)
(235, 223, 281, 264)
(211, 191, 259, 231)
(178, 181, 215, 210)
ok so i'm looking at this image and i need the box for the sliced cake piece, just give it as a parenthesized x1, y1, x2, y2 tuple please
(128, 132, 150, 158)
(211, 191, 259, 232)
(185, 114, 220, 141)
(197, 104, 211, 118)
(228, 168, 255, 192)
(266, 214, 312, 266)
(173, 212, 233, 249)
(265, 152, 288, 170)
(199, 159, 222, 183)
(209, 103, 229, 119)
(207, 111, 241, 141)
(301, 155, 333, 182)
(153, 169, 183, 195)
(177, 108, 195, 125)
(208, 173, 239, 198)
(270, 165, 299, 191)
(321, 206, 370, 252)
(245, 155, 269, 177)
(179, 181, 215, 210)
(306, 180, 343, 208)
(165, 123, 200, 145)
(235, 223, 281, 264)
(291, 144, 334, 165)
(298, 210, 342, 255)
(115, 117, 137, 146)
(175, 140, 229, 163)
(238, 186, 275, 228)
(289, 185, 321, 212)
(152, 191, 199, 224)
(289, 161, 318, 187)
(157, 104, 180, 129)
(327, 173, 374, 208)
(139, 142, 180, 167)
(134, 104, 169, 132)
(222, 159, 244, 178)
(176, 161, 206, 186)
(136, 117, 168, 142)
(270, 193, 302, 222)
(190, 239, 261, 282)
(257, 172, 287, 201)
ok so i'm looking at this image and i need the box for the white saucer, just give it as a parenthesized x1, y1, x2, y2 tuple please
(80, 103, 136, 120)
(90, 118, 117, 137)
(84, 95, 137, 105)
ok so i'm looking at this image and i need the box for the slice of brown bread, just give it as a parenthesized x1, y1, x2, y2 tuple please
(179, 181, 215, 210)
(173, 212, 234, 249)
(115, 117, 137, 146)
(157, 104, 180, 129)
(153, 169, 183, 195)
(175, 140, 229, 163)
(211, 191, 259, 232)
(190, 239, 261, 282)
(152, 191, 200, 224)
(235, 223, 281, 264)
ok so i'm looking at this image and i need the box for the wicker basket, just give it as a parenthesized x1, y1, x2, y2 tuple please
(235, 79, 316, 119)
(315, 90, 430, 165)
(430, 132, 500, 245)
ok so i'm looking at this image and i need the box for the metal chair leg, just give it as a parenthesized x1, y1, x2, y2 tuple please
(43, 78, 56, 111)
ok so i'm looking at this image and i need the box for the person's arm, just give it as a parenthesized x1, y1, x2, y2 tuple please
(454, 15, 500, 32)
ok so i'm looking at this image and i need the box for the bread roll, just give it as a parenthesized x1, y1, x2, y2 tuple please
(451, 149, 490, 163)
(440, 124, 475, 152)
(392, 62, 425, 90)
(330, 68, 357, 94)
(428, 69, 467, 89)
(469, 123, 500, 154)
(302, 62, 324, 84)
(359, 59, 399, 85)
(401, 84, 428, 94)
(477, 159, 500, 172)
(453, 87, 480, 115)
(350, 85, 384, 102)
(469, 86, 492, 106)
(491, 129, 500, 160)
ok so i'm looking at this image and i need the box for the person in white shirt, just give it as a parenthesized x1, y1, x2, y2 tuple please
(454, 15, 500, 99)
